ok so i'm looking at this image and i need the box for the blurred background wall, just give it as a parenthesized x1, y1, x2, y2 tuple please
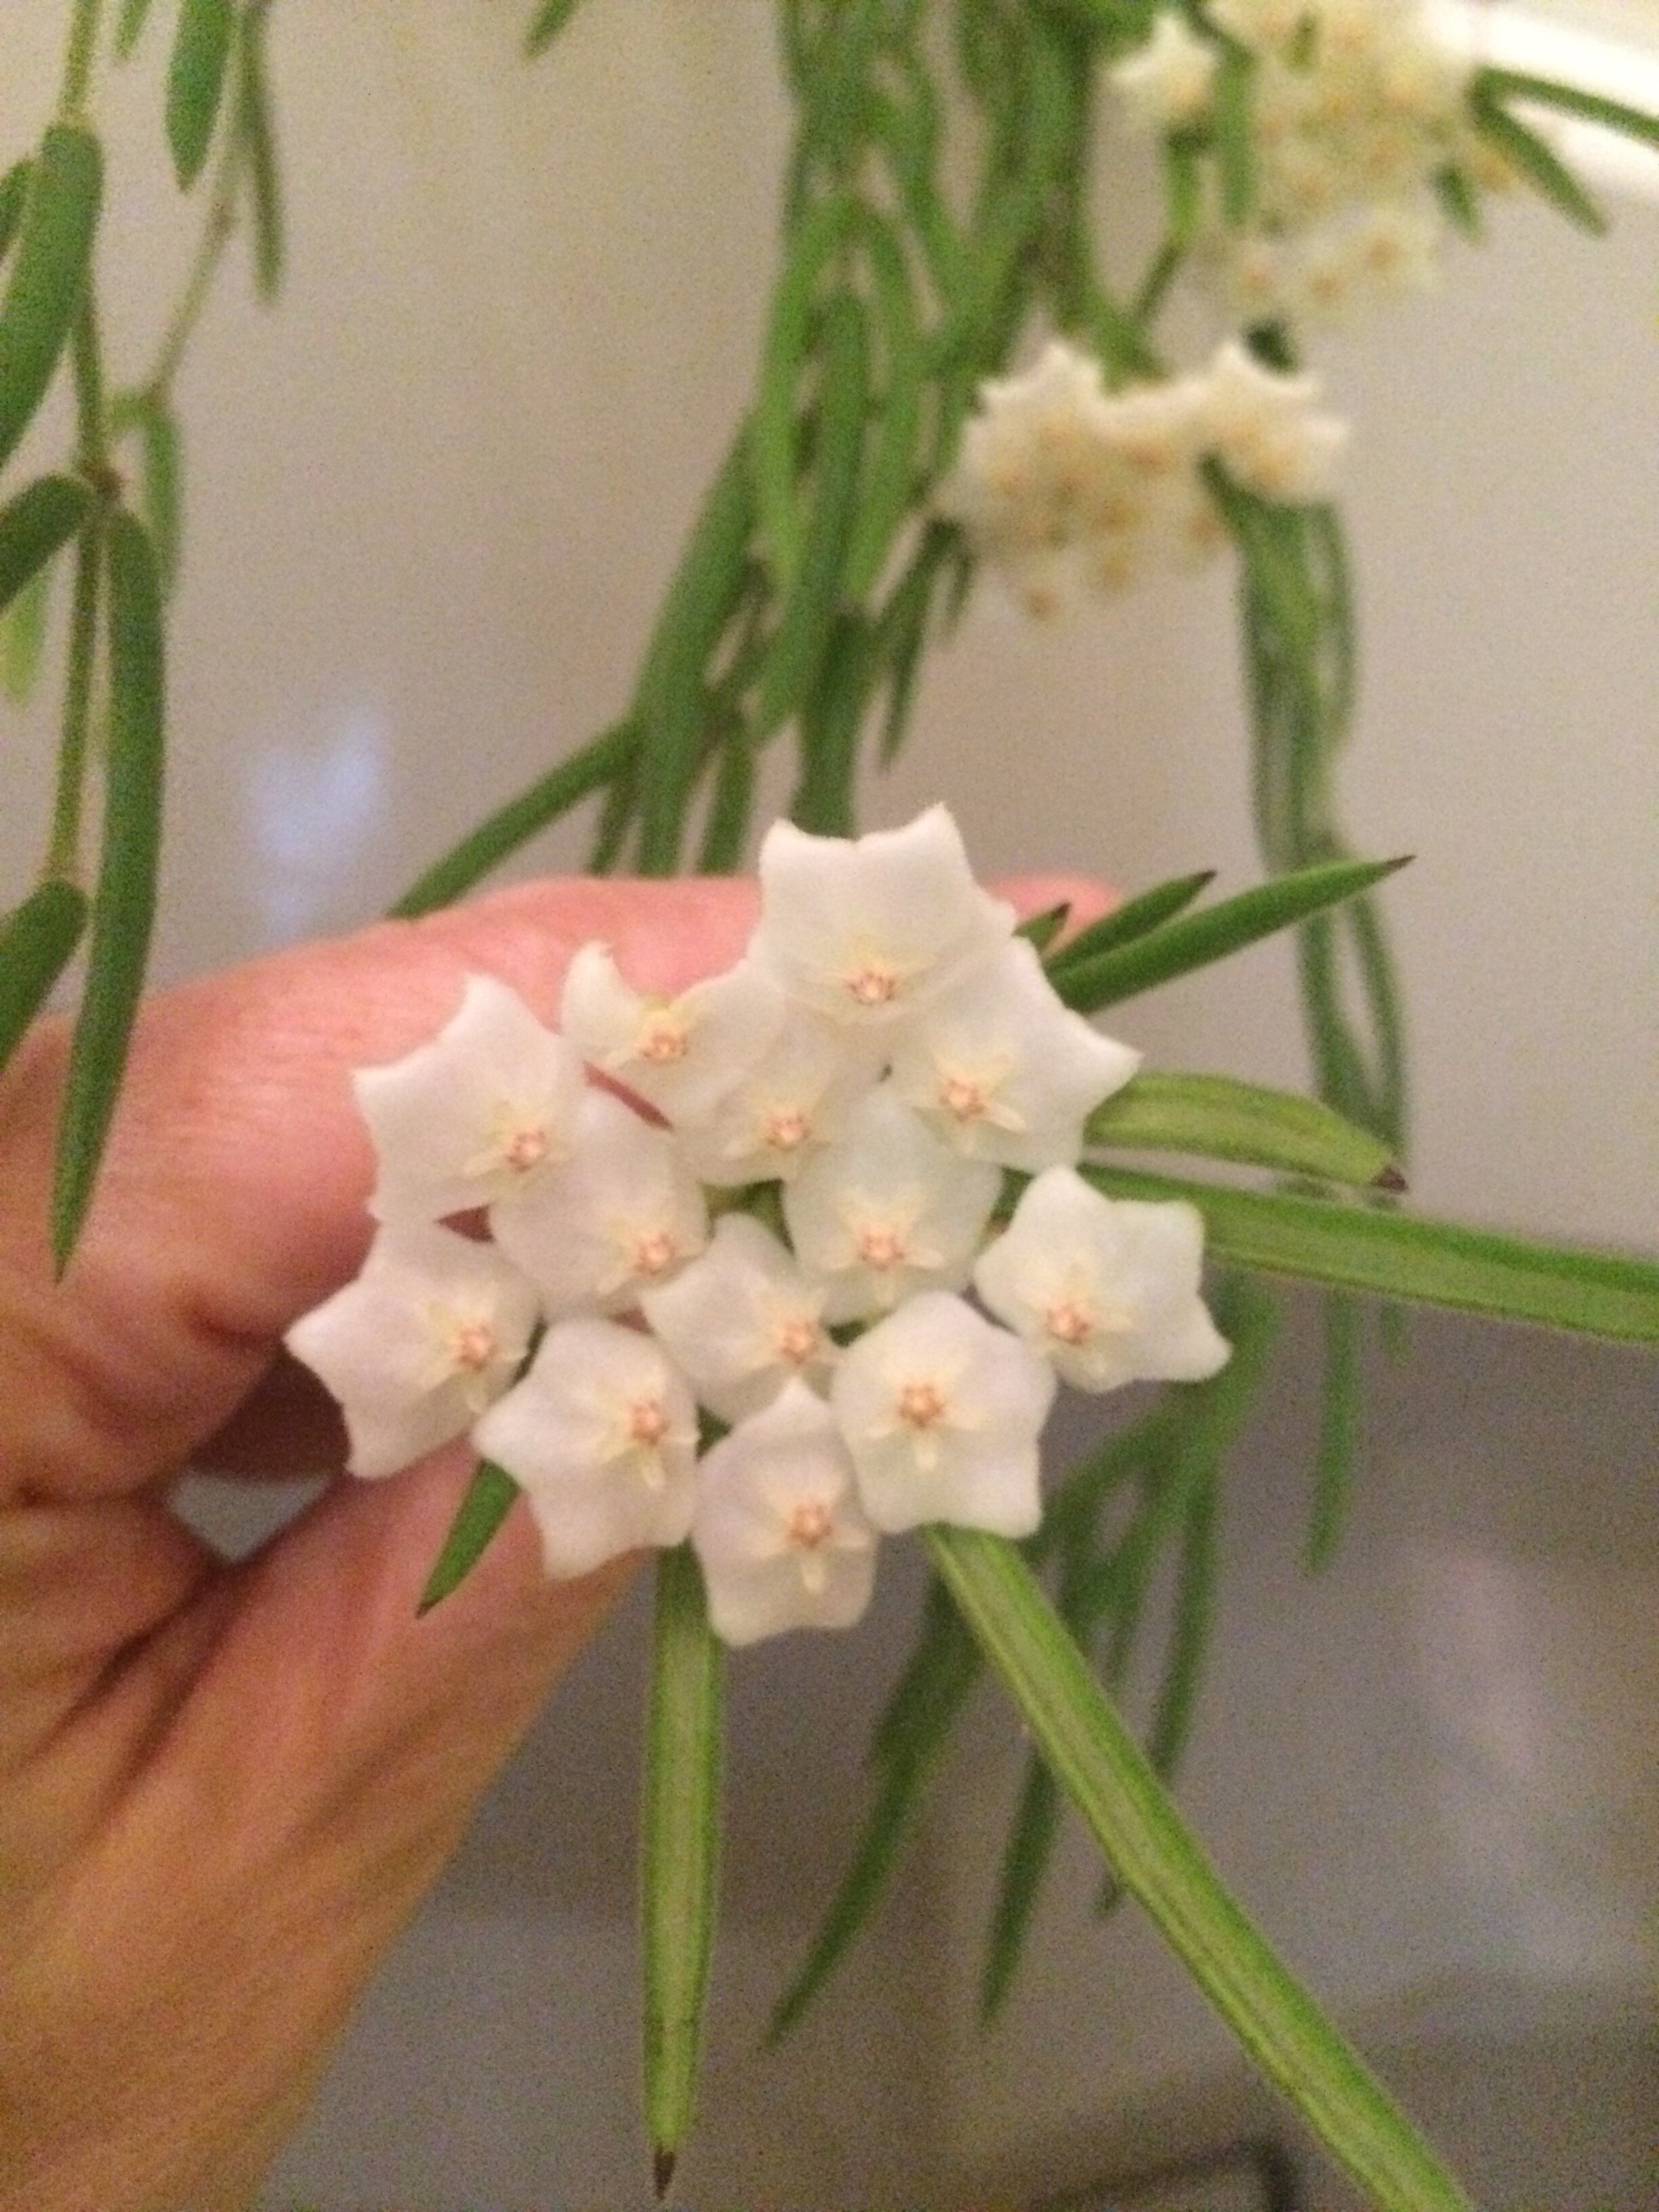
(1, 4, 1653, 2205)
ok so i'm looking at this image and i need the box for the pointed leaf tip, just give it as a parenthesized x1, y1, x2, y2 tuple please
(653, 2145, 676, 2199)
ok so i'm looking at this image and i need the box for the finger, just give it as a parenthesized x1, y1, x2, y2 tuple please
(0, 877, 760, 1504)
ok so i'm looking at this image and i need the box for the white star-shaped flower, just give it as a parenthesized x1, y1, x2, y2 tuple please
(472, 1315, 698, 1579)
(782, 1085, 1001, 1324)
(284, 1220, 539, 1479)
(354, 975, 586, 1225)
(1110, 12, 1220, 129)
(559, 944, 784, 1124)
(491, 1086, 708, 1317)
(1199, 340, 1349, 504)
(691, 1381, 878, 1646)
(889, 937, 1141, 1171)
(972, 1167, 1231, 1391)
(680, 1007, 885, 1186)
(750, 806, 1015, 1028)
(640, 1213, 836, 1424)
(830, 1292, 1056, 1537)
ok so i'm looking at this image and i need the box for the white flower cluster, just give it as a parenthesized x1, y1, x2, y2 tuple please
(939, 337, 1347, 617)
(1111, 0, 1492, 326)
(286, 808, 1230, 1646)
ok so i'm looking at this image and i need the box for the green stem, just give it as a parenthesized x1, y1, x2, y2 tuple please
(47, 521, 100, 884)
(70, 291, 106, 471)
(58, 0, 106, 120)
(146, 127, 241, 396)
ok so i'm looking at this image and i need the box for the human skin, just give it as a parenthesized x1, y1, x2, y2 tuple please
(0, 867, 1103, 2212)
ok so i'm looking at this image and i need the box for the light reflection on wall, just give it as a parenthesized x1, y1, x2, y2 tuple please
(245, 705, 392, 946)
(1406, 1545, 1658, 1988)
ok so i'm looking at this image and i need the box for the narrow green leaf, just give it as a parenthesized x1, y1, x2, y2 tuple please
(416, 1459, 520, 1614)
(588, 760, 638, 875)
(1, 560, 52, 703)
(114, 0, 160, 58)
(1046, 869, 1214, 973)
(237, 2, 284, 300)
(642, 1547, 724, 2186)
(0, 880, 88, 1075)
(1162, 130, 1204, 251)
(1431, 163, 1483, 241)
(1054, 856, 1408, 1015)
(790, 610, 871, 836)
(524, 0, 584, 56)
(1082, 1164, 1659, 1343)
(1307, 1292, 1362, 1570)
(390, 722, 636, 918)
(874, 520, 951, 765)
(0, 125, 102, 474)
(0, 476, 93, 615)
(696, 720, 755, 874)
(842, 211, 923, 600)
(1147, 1460, 1218, 1774)
(636, 431, 755, 877)
(0, 160, 30, 264)
(1213, 46, 1255, 229)
(52, 512, 165, 1271)
(1469, 88, 1605, 234)
(1473, 66, 1659, 154)
(167, 0, 236, 190)
(1087, 1071, 1401, 1189)
(752, 192, 853, 589)
(1015, 900, 1070, 954)
(138, 401, 181, 594)
(753, 292, 869, 737)
(928, 1525, 1475, 2212)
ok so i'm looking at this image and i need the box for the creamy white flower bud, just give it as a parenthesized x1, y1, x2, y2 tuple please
(973, 1166, 1230, 1391)
(751, 806, 1015, 1027)
(285, 1220, 539, 1480)
(354, 975, 585, 1225)
(492, 1086, 708, 1316)
(830, 1292, 1056, 1538)
(889, 937, 1140, 1172)
(473, 1316, 698, 1579)
(1200, 339, 1349, 503)
(691, 1381, 878, 1646)
(559, 943, 784, 1124)
(1110, 13, 1219, 129)
(640, 1213, 836, 1424)
(783, 1086, 1000, 1324)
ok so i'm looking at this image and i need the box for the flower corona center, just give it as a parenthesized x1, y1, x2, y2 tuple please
(844, 960, 900, 1008)
(856, 1223, 908, 1272)
(632, 1227, 680, 1278)
(773, 1315, 820, 1367)
(785, 1499, 834, 1551)
(499, 1123, 550, 1174)
(628, 1396, 671, 1449)
(761, 1104, 811, 1153)
(939, 1071, 991, 1123)
(637, 1008, 691, 1064)
(450, 1319, 497, 1373)
(896, 1378, 949, 1433)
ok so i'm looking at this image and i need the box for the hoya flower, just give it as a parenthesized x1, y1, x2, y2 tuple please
(973, 1166, 1230, 1392)
(1206, 0, 1309, 50)
(284, 1220, 539, 1479)
(783, 1086, 1001, 1324)
(1110, 12, 1220, 130)
(473, 1315, 698, 1580)
(559, 943, 783, 1124)
(1199, 339, 1349, 503)
(681, 1008, 884, 1187)
(750, 806, 1015, 1027)
(354, 974, 585, 1225)
(889, 937, 1141, 1172)
(640, 1214, 836, 1425)
(491, 1086, 707, 1316)
(691, 1381, 878, 1646)
(830, 1292, 1056, 1538)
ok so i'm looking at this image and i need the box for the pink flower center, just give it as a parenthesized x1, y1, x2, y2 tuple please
(762, 1105, 810, 1153)
(939, 1071, 990, 1123)
(785, 1500, 834, 1551)
(896, 1379, 947, 1433)
(1043, 1297, 1096, 1349)
(856, 1223, 907, 1272)
(633, 1227, 678, 1278)
(628, 1397, 670, 1449)
(638, 1009, 690, 1064)
(501, 1125, 549, 1173)
(451, 1319, 497, 1372)
(773, 1315, 819, 1368)
(844, 960, 899, 1007)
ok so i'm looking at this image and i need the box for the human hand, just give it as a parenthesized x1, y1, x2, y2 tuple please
(0, 865, 1102, 2212)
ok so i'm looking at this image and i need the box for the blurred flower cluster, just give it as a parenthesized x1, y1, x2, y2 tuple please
(287, 808, 1229, 1645)
(940, 336, 1347, 616)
